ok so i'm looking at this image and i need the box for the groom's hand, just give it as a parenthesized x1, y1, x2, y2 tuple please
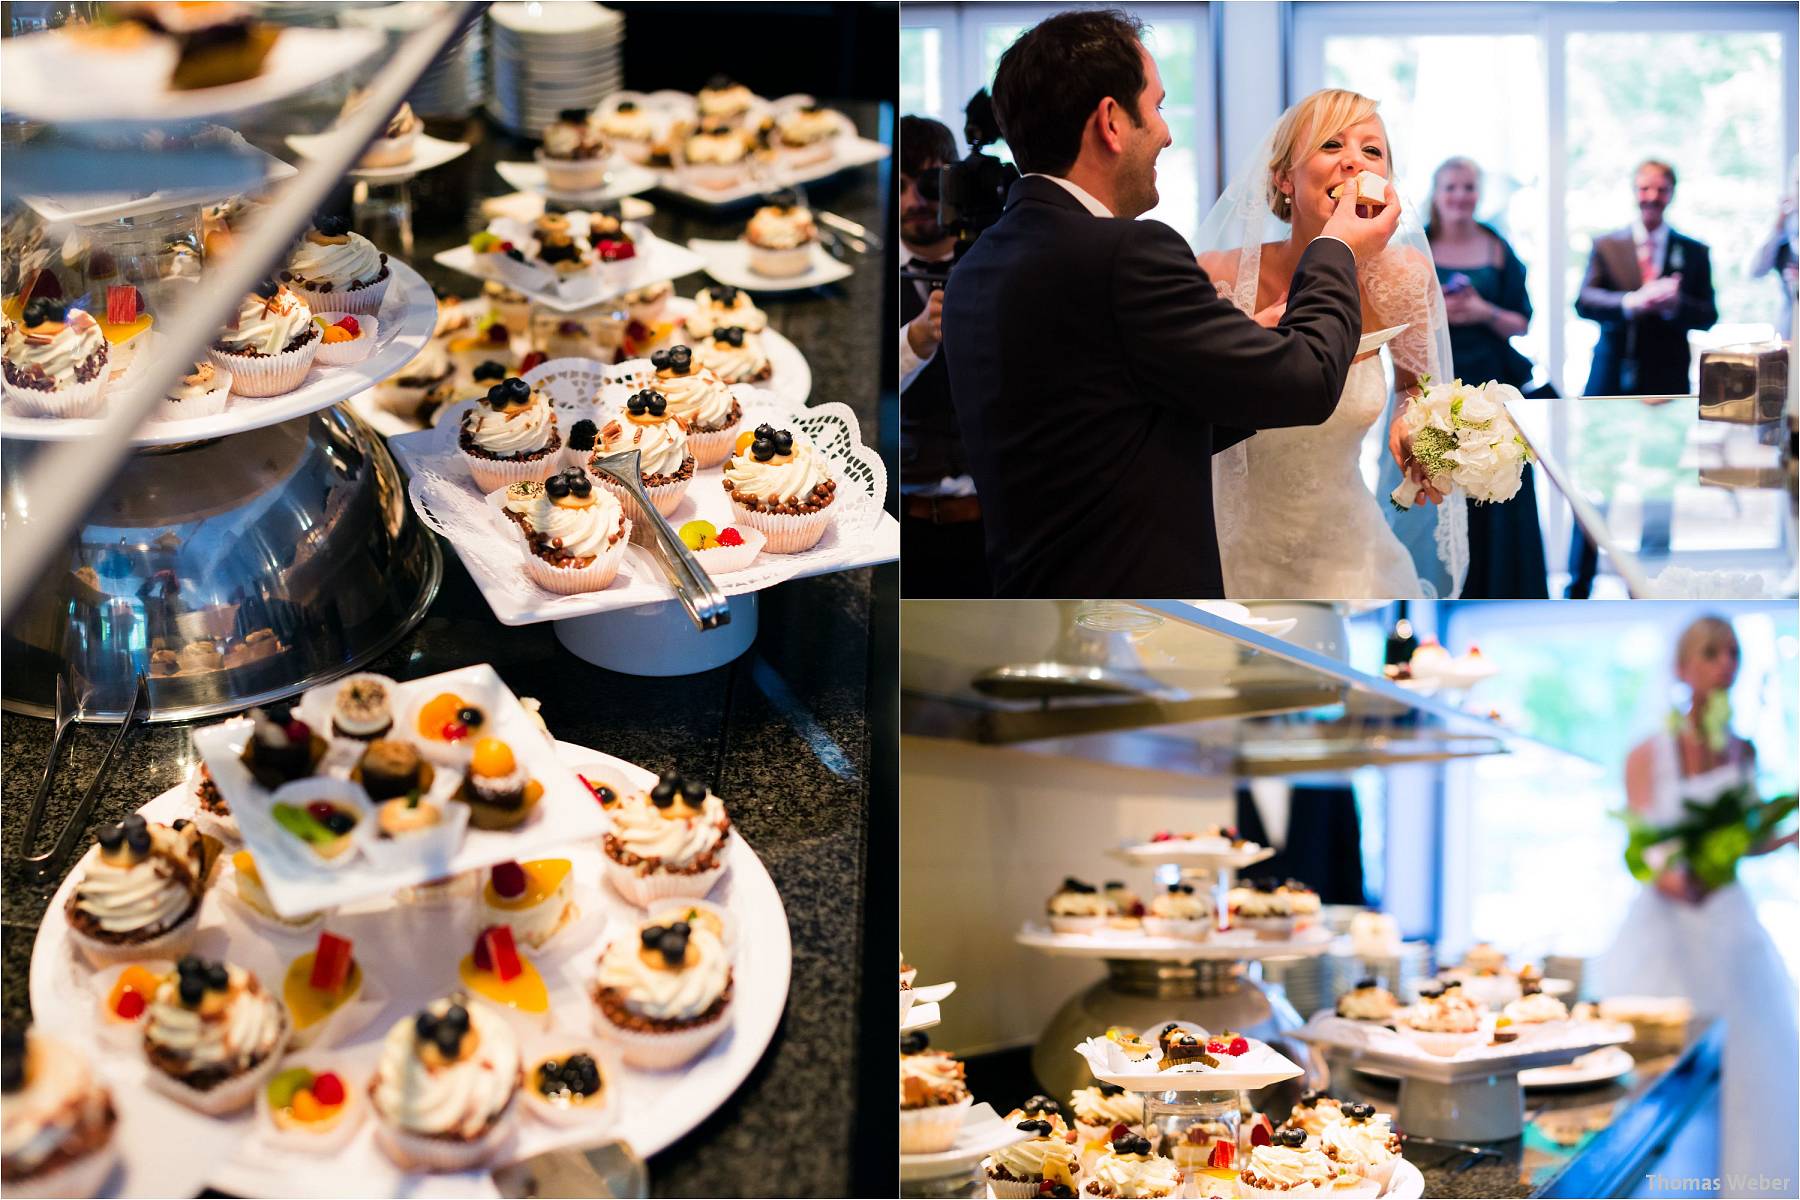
(1321, 180, 1402, 264)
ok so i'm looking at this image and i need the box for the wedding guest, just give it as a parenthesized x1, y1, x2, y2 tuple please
(899, 115, 989, 597)
(1593, 614, 1798, 1186)
(1749, 159, 1797, 337)
(1567, 160, 1717, 598)
(1422, 156, 1546, 598)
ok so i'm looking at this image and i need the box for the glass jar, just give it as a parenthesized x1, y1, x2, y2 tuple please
(1142, 1090, 1240, 1199)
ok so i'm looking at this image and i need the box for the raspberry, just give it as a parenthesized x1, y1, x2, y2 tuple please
(715, 527, 744, 547)
(491, 860, 527, 898)
(1250, 1122, 1272, 1147)
(333, 315, 360, 336)
(1151, 830, 1172, 842)
(441, 721, 468, 741)
(307, 801, 336, 823)
(1227, 1036, 1250, 1056)
(114, 989, 146, 1020)
(519, 351, 547, 373)
(311, 1072, 346, 1106)
(284, 720, 310, 742)
(1109, 1123, 1130, 1143)
(1207, 1039, 1228, 1054)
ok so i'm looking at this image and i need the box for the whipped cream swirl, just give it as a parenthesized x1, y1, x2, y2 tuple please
(685, 131, 746, 165)
(286, 232, 384, 289)
(1, 1033, 113, 1175)
(1504, 991, 1568, 1024)
(696, 332, 770, 384)
(656, 367, 736, 431)
(144, 966, 286, 1074)
(608, 790, 727, 867)
(1321, 1115, 1399, 1168)
(600, 107, 654, 141)
(746, 205, 816, 250)
(1089, 1149, 1181, 1197)
(600, 414, 690, 479)
(722, 430, 832, 506)
(464, 390, 556, 456)
(521, 491, 625, 560)
(594, 923, 730, 1021)
(1408, 990, 1484, 1033)
(1241, 1144, 1339, 1190)
(5, 309, 106, 387)
(1070, 1086, 1141, 1129)
(990, 1126, 1079, 1179)
(371, 1000, 519, 1139)
(1150, 891, 1209, 920)
(72, 823, 201, 936)
(900, 1051, 968, 1106)
(685, 288, 768, 336)
(216, 288, 315, 356)
(1049, 889, 1107, 918)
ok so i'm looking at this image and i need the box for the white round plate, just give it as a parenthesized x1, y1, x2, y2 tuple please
(0, 260, 436, 446)
(899, 1103, 1027, 1183)
(1016, 922, 1333, 961)
(1385, 1159, 1425, 1199)
(493, 159, 660, 206)
(685, 238, 854, 293)
(1517, 1045, 1634, 1090)
(0, 26, 382, 123)
(286, 132, 472, 183)
(29, 738, 791, 1196)
(666, 295, 812, 407)
(1106, 842, 1275, 870)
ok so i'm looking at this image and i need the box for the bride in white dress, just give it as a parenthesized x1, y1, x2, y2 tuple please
(1195, 89, 1467, 599)
(1591, 615, 1799, 1185)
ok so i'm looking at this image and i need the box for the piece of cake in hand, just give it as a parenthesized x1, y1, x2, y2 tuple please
(720, 423, 837, 553)
(900, 1032, 971, 1153)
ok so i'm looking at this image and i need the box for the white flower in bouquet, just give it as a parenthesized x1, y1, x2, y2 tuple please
(1391, 378, 1532, 510)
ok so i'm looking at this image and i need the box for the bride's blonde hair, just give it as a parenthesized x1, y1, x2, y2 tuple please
(1676, 615, 1738, 673)
(1267, 88, 1384, 221)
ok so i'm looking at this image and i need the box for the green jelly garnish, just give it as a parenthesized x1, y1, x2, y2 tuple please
(266, 1066, 314, 1109)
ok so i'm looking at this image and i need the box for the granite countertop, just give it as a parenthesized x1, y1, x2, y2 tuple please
(1, 101, 893, 1198)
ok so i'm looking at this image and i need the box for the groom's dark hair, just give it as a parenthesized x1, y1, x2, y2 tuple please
(992, 9, 1148, 177)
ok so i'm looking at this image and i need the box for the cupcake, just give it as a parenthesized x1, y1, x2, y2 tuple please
(483, 280, 532, 337)
(1399, 984, 1490, 1056)
(342, 89, 420, 169)
(328, 674, 394, 740)
(899, 1032, 970, 1154)
(512, 467, 631, 595)
(142, 956, 289, 1115)
(1228, 877, 1306, 941)
(1, 1027, 118, 1200)
(63, 816, 206, 968)
(684, 284, 767, 338)
(537, 108, 611, 193)
(1103, 881, 1141, 917)
(478, 859, 576, 950)
(259, 1062, 363, 1153)
(744, 199, 818, 278)
(369, 998, 521, 1171)
(1335, 979, 1400, 1024)
(2, 299, 108, 417)
(459, 376, 562, 491)
(154, 360, 230, 421)
(1069, 1082, 1143, 1155)
(1047, 877, 1108, 935)
(1237, 1128, 1350, 1197)
(1282, 1091, 1344, 1140)
(1142, 883, 1211, 940)
(1318, 1103, 1401, 1189)
(456, 738, 544, 831)
(590, 913, 733, 1069)
(1502, 988, 1570, 1030)
(524, 1048, 608, 1127)
(697, 76, 756, 125)
(682, 123, 750, 190)
(280, 214, 390, 316)
(1083, 1132, 1182, 1199)
(601, 772, 730, 906)
(240, 702, 327, 788)
(207, 281, 320, 397)
(128, 2, 281, 90)
(352, 738, 432, 802)
(693, 325, 771, 385)
(986, 1113, 1082, 1198)
(281, 931, 368, 1050)
(646, 345, 738, 464)
(596, 389, 695, 522)
(532, 215, 593, 278)
(623, 279, 673, 325)
(598, 100, 656, 164)
(775, 104, 842, 167)
(720, 423, 837, 553)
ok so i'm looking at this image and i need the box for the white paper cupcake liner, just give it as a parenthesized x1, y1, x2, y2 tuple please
(462, 443, 562, 493)
(592, 1000, 730, 1070)
(537, 149, 612, 193)
(727, 498, 833, 554)
(595, 469, 692, 533)
(359, 128, 419, 169)
(1240, 915, 1297, 941)
(207, 336, 320, 398)
(4, 1139, 119, 1199)
(522, 527, 631, 594)
(311, 313, 379, 365)
(684, 421, 740, 469)
(254, 1053, 367, 1155)
(1143, 917, 1211, 941)
(155, 371, 232, 422)
(746, 242, 813, 278)
(1326, 1154, 1397, 1190)
(1395, 1024, 1488, 1057)
(900, 1095, 971, 1154)
(295, 273, 389, 317)
(1049, 915, 1105, 936)
(691, 525, 766, 574)
(376, 1101, 518, 1172)
(984, 1166, 1045, 1199)
(601, 854, 726, 907)
(67, 908, 201, 969)
(683, 161, 748, 192)
(4, 370, 106, 418)
(144, 1031, 288, 1116)
(613, 140, 654, 166)
(191, 804, 241, 844)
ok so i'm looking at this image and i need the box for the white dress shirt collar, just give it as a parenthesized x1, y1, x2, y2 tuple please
(1025, 173, 1114, 218)
(1631, 219, 1671, 263)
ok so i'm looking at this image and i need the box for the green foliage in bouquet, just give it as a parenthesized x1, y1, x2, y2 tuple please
(1620, 783, 1798, 890)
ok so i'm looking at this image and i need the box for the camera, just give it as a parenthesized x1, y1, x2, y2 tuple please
(903, 89, 1019, 287)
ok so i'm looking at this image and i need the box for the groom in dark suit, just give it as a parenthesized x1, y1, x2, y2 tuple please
(941, 10, 1398, 598)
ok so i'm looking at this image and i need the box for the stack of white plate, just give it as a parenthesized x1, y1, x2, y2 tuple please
(340, 2, 485, 119)
(485, 2, 624, 137)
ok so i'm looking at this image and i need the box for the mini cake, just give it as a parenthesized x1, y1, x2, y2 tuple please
(1462, 942, 1508, 976)
(1106, 1027, 1157, 1064)
(1318, 1103, 1401, 1188)
(240, 702, 327, 788)
(586, 213, 636, 263)
(1282, 1091, 1344, 1139)
(531, 215, 594, 277)
(601, 772, 731, 905)
(1069, 1081, 1143, 1152)
(720, 423, 837, 553)
(684, 283, 768, 338)
(1400, 984, 1489, 1056)
(693, 324, 771, 385)
(1143, 883, 1210, 940)
(479, 859, 576, 949)
(1, 1026, 117, 1198)
(353, 738, 432, 802)
(269, 784, 362, 866)
(900, 1032, 971, 1154)
(511, 467, 631, 594)
(283, 931, 366, 1048)
(127, 2, 281, 90)
(1336, 978, 1400, 1023)
(526, 1050, 606, 1125)
(744, 199, 818, 278)
(280, 214, 390, 315)
(261, 1063, 361, 1151)
(1047, 877, 1108, 934)
(1084, 1132, 1182, 1199)
(1158, 1029, 1218, 1071)
(1502, 989, 1569, 1028)
(1102, 881, 1141, 916)
(697, 76, 756, 124)
(599, 100, 656, 163)
(682, 122, 750, 190)
(596, 389, 696, 520)
(2, 298, 108, 417)
(458, 926, 550, 1031)
(229, 850, 323, 932)
(330, 674, 395, 740)
(143, 956, 289, 1114)
(341, 88, 420, 168)
(986, 1113, 1081, 1198)
(1349, 911, 1402, 959)
(208, 280, 320, 397)
(95, 284, 154, 384)
(369, 998, 521, 1171)
(538, 108, 611, 193)
(484, 280, 532, 337)
(591, 914, 732, 1068)
(1238, 1128, 1347, 1197)
(411, 690, 490, 762)
(623, 279, 673, 324)
(459, 376, 561, 491)
(456, 738, 544, 830)
(312, 312, 372, 365)
(775, 103, 842, 166)
(1228, 877, 1319, 941)
(64, 815, 206, 967)
(647, 344, 739, 466)
(156, 360, 230, 421)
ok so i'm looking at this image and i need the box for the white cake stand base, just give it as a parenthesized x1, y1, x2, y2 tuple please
(1395, 1072, 1526, 1141)
(553, 593, 758, 675)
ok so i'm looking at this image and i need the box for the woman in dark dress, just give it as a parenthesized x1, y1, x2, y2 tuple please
(1425, 156, 1549, 598)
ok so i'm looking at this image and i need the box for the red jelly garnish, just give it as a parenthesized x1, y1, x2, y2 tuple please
(306, 801, 336, 822)
(311, 1072, 346, 1106)
(491, 860, 527, 899)
(441, 721, 469, 742)
(114, 989, 146, 1020)
(309, 931, 354, 992)
(479, 925, 522, 982)
(1208, 1141, 1234, 1168)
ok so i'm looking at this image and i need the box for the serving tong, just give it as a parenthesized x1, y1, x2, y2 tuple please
(585, 449, 729, 630)
(18, 671, 149, 882)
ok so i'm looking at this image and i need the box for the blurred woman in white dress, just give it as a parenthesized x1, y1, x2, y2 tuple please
(1594, 615, 1798, 1185)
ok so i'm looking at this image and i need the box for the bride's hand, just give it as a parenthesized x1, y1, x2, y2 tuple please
(1253, 298, 1288, 328)
(1389, 401, 1447, 504)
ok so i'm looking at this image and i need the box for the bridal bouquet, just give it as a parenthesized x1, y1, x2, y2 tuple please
(1390, 378, 1532, 510)
(1619, 783, 1796, 891)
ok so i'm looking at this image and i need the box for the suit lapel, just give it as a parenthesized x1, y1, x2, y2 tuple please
(1605, 233, 1643, 290)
